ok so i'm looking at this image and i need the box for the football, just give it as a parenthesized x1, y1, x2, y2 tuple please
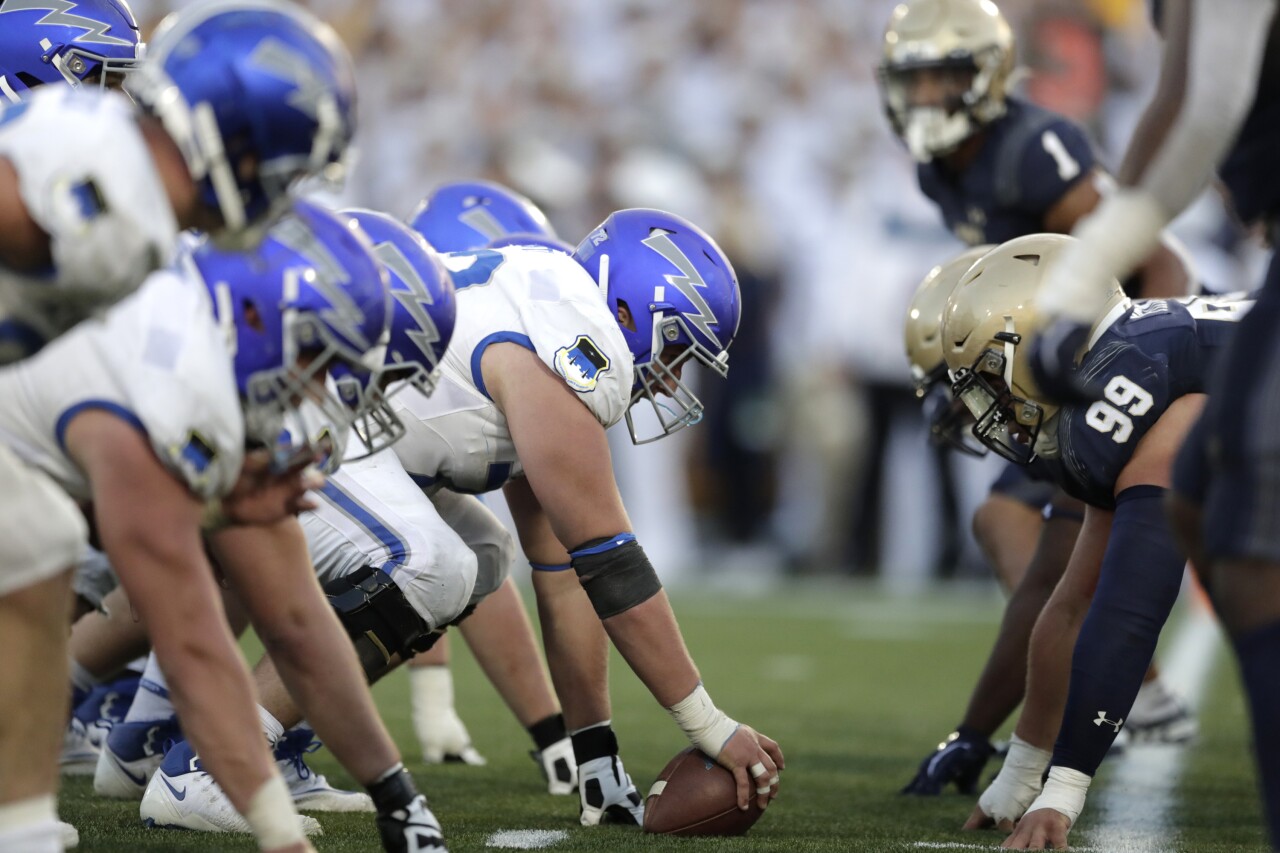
(642, 747, 767, 836)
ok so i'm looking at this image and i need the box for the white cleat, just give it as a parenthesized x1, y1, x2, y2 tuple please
(94, 717, 179, 800)
(59, 820, 79, 849)
(531, 737, 577, 796)
(419, 708, 486, 766)
(275, 728, 374, 813)
(577, 755, 644, 826)
(140, 740, 322, 836)
(60, 718, 100, 776)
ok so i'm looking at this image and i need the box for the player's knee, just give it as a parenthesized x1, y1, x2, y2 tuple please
(324, 565, 442, 680)
(469, 524, 514, 603)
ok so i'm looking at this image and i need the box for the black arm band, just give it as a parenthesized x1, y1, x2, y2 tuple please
(570, 535, 663, 619)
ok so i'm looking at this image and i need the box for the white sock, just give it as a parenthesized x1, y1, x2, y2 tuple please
(259, 706, 285, 748)
(0, 795, 62, 853)
(122, 653, 174, 723)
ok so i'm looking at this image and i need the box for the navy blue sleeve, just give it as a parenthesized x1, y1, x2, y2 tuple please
(1057, 341, 1174, 509)
(1010, 117, 1096, 218)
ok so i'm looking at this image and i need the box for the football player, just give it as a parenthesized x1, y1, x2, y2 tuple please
(877, 0, 1189, 299)
(0, 3, 357, 851)
(189, 208, 785, 828)
(1028, 0, 1280, 845)
(403, 180, 577, 790)
(943, 235, 1247, 849)
(900, 248, 1190, 797)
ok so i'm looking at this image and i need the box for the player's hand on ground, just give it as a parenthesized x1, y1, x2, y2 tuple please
(219, 448, 324, 526)
(902, 729, 994, 795)
(419, 706, 486, 766)
(1001, 807, 1071, 850)
(578, 755, 644, 826)
(376, 793, 447, 852)
(715, 725, 783, 810)
(963, 801, 1012, 832)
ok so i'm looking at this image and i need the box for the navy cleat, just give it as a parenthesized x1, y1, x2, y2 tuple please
(94, 715, 180, 800)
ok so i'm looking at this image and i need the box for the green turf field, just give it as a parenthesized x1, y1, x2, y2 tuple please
(60, 580, 1267, 852)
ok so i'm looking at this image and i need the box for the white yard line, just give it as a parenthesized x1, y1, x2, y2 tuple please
(484, 829, 569, 849)
(911, 843, 1096, 851)
(1083, 601, 1223, 853)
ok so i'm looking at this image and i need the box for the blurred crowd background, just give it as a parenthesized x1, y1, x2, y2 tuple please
(133, 0, 1271, 582)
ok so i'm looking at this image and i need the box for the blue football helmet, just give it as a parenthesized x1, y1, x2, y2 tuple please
(126, 0, 357, 237)
(486, 232, 575, 254)
(188, 198, 390, 472)
(338, 207, 458, 450)
(573, 208, 741, 444)
(0, 0, 142, 102)
(408, 180, 556, 252)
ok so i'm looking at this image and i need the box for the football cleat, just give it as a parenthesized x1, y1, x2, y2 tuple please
(376, 793, 448, 852)
(902, 728, 995, 796)
(578, 755, 644, 826)
(63, 673, 145, 774)
(94, 715, 181, 799)
(531, 737, 577, 796)
(1127, 682, 1199, 744)
(275, 728, 374, 812)
(60, 717, 101, 776)
(140, 740, 321, 836)
(59, 820, 79, 849)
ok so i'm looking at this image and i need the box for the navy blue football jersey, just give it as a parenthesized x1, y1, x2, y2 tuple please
(1052, 297, 1248, 508)
(916, 97, 1097, 246)
(1218, 76, 1280, 227)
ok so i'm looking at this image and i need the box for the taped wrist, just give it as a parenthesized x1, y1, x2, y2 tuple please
(667, 683, 739, 757)
(569, 533, 662, 619)
(978, 734, 1051, 824)
(1025, 766, 1091, 828)
(245, 773, 304, 849)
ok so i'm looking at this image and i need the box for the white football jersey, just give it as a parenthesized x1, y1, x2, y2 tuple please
(0, 86, 177, 363)
(0, 267, 243, 502)
(391, 246, 632, 494)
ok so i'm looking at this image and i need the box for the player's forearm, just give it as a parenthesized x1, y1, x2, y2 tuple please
(602, 592, 700, 707)
(1120, 0, 1277, 214)
(114, 545, 275, 813)
(1052, 486, 1184, 776)
(212, 521, 402, 785)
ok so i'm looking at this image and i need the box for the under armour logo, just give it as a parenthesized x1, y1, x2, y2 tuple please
(1093, 711, 1124, 732)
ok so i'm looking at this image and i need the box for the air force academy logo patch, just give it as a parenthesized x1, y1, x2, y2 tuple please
(554, 335, 610, 393)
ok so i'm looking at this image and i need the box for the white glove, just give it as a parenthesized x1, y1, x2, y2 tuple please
(578, 755, 644, 826)
(532, 736, 577, 796)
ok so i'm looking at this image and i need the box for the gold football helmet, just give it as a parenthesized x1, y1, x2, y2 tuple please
(878, 0, 1015, 162)
(905, 246, 992, 454)
(941, 234, 1125, 462)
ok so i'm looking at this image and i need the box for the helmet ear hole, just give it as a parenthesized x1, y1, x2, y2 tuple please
(242, 299, 265, 333)
(616, 299, 636, 332)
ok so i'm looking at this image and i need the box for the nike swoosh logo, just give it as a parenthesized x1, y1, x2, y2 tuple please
(161, 776, 187, 801)
(112, 755, 149, 787)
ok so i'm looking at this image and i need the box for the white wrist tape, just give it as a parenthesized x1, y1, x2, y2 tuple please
(245, 773, 304, 850)
(1025, 766, 1092, 828)
(666, 683, 739, 756)
(1036, 189, 1168, 323)
(977, 734, 1051, 825)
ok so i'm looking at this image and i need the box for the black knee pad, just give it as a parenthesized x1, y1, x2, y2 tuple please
(324, 566, 437, 678)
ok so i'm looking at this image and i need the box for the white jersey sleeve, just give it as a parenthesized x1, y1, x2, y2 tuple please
(0, 268, 244, 502)
(390, 247, 632, 494)
(0, 87, 177, 352)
